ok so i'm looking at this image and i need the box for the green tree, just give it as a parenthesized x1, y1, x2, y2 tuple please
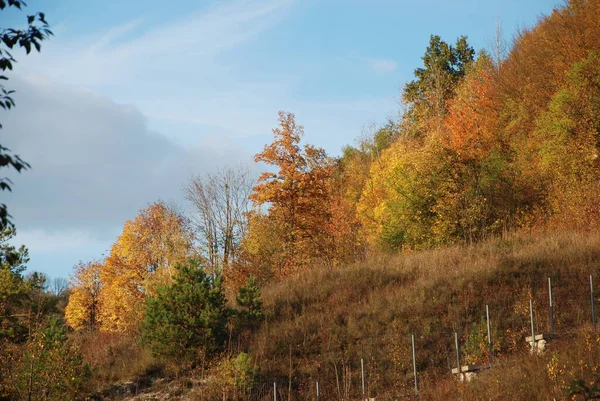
(0, 226, 29, 341)
(403, 35, 475, 135)
(534, 51, 600, 228)
(1, 0, 52, 229)
(235, 276, 263, 327)
(141, 260, 228, 363)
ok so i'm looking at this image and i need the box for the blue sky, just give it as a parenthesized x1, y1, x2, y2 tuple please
(1, 0, 560, 280)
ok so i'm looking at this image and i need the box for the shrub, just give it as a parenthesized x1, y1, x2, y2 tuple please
(2, 316, 89, 401)
(204, 352, 258, 401)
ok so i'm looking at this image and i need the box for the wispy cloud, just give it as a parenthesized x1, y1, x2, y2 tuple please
(365, 57, 398, 74)
(22, 0, 294, 87)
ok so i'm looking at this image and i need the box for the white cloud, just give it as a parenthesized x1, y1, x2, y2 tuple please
(2, 75, 252, 239)
(366, 57, 398, 74)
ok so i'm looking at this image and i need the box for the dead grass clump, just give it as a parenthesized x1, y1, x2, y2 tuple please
(72, 331, 158, 394)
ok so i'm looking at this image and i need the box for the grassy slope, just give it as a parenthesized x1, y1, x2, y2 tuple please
(247, 231, 600, 400)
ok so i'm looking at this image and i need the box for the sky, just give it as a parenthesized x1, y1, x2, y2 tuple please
(1, 0, 560, 280)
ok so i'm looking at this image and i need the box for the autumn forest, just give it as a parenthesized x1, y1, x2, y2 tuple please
(3, 0, 600, 399)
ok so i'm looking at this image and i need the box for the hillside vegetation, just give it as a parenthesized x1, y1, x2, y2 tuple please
(3, 0, 600, 400)
(249, 230, 600, 400)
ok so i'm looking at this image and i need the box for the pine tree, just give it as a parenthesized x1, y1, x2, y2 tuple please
(141, 260, 228, 363)
(236, 276, 263, 327)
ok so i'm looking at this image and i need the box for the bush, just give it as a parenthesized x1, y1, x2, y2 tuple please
(1, 316, 89, 401)
(204, 352, 258, 401)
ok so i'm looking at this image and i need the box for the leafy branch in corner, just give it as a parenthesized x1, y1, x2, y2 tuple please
(0, 0, 53, 229)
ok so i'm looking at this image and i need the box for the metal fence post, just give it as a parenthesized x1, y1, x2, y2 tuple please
(361, 358, 365, 401)
(549, 278, 555, 335)
(486, 304, 493, 365)
(591, 275, 597, 329)
(455, 332, 460, 378)
(411, 333, 418, 395)
(530, 299, 535, 350)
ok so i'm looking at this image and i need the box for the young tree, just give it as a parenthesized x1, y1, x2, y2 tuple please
(1, 1, 52, 229)
(235, 276, 263, 328)
(184, 165, 253, 276)
(141, 260, 228, 363)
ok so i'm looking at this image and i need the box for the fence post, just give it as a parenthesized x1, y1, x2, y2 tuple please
(530, 299, 535, 349)
(549, 278, 555, 335)
(486, 304, 493, 366)
(454, 332, 460, 378)
(591, 275, 597, 329)
(273, 382, 277, 401)
(361, 358, 365, 401)
(316, 381, 320, 401)
(411, 333, 418, 395)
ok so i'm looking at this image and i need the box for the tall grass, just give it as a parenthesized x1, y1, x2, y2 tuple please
(246, 230, 600, 399)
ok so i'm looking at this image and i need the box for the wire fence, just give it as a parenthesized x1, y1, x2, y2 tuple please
(231, 271, 600, 400)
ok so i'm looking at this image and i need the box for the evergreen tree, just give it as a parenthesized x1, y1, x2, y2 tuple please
(403, 35, 475, 135)
(236, 276, 263, 327)
(141, 260, 228, 362)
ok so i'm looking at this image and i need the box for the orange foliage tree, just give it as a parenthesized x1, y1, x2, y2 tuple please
(246, 111, 334, 277)
(434, 54, 527, 241)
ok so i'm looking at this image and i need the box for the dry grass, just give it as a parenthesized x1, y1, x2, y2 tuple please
(245, 230, 600, 400)
(72, 331, 160, 395)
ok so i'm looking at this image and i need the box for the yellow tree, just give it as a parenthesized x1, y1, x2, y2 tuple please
(248, 111, 334, 276)
(327, 125, 398, 264)
(64, 260, 102, 331)
(357, 135, 448, 249)
(98, 202, 194, 332)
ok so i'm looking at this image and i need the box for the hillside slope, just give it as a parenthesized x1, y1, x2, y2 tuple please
(244, 231, 600, 400)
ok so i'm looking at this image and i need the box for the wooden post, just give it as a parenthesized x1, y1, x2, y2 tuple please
(530, 299, 535, 349)
(411, 333, 418, 395)
(361, 358, 365, 401)
(486, 304, 493, 366)
(548, 278, 555, 335)
(454, 332, 460, 378)
(591, 275, 597, 329)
